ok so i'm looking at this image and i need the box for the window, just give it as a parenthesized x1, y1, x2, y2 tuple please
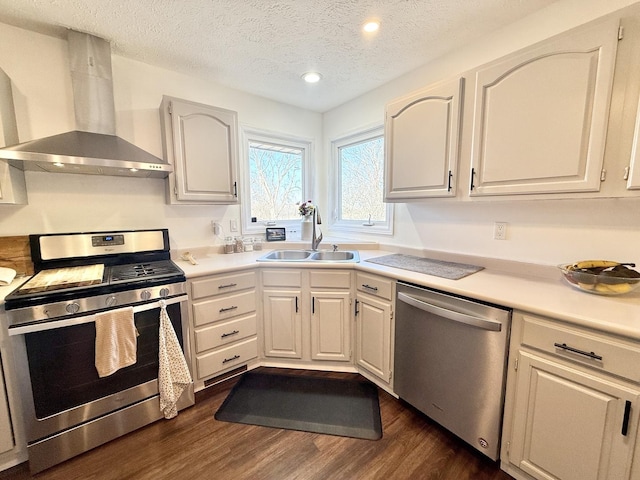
(241, 127, 312, 233)
(330, 126, 393, 235)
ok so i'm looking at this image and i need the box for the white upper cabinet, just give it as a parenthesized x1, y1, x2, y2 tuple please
(469, 19, 620, 196)
(384, 76, 464, 200)
(160, 96, 239, 204)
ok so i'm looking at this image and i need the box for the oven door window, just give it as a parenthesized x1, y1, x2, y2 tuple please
(25, 303, 183, 419)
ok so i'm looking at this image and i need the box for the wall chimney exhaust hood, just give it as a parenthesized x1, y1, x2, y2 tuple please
(0, 31, 172, 178)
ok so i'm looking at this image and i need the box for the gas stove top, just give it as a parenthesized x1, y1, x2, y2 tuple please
(4, 229, 186, 330)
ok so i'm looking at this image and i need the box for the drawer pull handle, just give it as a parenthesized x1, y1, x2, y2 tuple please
(221, 330, 240, 339)
(218, 283, 238, 289)
(362, 284, 378, 291)
(622, 400, 632, 436)
(553, 342, 603, 361)
(222, 354, 240, 364)
(219, 305, 238, 313)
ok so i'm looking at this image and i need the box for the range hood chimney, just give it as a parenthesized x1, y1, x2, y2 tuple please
(0, 31, 172, 178)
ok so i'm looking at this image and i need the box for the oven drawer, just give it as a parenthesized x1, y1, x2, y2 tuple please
(521, 313, 640, 383)
(195, 313, 257, 353)
(192, 290, 256, 326)
(190, 271, 256, 300)
(196, 337, 258, 379)
(356, 272, 394, 300)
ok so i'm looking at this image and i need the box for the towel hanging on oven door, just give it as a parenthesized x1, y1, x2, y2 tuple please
(158, 300, 192, 419)
(94, 307, 138, 378)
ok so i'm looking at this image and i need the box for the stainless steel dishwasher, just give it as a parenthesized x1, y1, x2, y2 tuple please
(394, 281, 511, 461)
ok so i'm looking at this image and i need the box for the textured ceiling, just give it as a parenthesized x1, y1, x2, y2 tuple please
(0, 0, 559, 112)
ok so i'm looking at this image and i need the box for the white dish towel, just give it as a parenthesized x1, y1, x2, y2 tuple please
(95, 307, 138, 377)
(158, 300, 192, 419)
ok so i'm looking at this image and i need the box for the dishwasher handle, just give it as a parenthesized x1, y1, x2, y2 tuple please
(397, 292, 502, 332)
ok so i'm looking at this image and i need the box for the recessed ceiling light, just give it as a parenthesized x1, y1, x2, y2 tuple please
(363, 20, 380, 33)
(302, 72, 322, 83)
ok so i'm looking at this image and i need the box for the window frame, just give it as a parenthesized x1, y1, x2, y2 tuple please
(240, 126, 313, 234)
(329, 125, 393, 236)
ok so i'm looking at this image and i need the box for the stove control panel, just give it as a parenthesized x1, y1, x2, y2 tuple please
(92, 235, 125, 247)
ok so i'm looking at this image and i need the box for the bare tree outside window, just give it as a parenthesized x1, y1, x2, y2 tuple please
(339, 135, 386, 221)
(249, 143, 303, 221)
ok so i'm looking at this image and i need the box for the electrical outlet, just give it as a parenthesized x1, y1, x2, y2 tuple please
(494, 222, 507, 240)
(230, 219, 238, 232)
(211, 220, 222, 236)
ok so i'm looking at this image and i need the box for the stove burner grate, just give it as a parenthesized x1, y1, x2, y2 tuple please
(109, 260, 183, 284)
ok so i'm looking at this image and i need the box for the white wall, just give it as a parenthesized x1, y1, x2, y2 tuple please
(0, 22, 322, 250)
(322, 0, 640, 265)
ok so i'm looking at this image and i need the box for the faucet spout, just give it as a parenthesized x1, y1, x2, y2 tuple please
(311, 207, 323, 251)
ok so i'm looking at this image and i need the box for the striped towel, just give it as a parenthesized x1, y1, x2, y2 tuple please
(158, 302, 192, 419)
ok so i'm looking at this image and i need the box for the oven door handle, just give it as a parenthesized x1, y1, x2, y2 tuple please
(397, 292, 502, 332)
(8, 294, 189, 335)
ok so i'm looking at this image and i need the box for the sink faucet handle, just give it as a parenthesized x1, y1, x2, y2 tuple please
(332, 244, 338, 252)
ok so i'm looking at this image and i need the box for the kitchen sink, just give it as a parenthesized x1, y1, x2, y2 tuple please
(257, 249, 359, 263)
(260, 250, 313, 260)
(310, 251, 358, 261)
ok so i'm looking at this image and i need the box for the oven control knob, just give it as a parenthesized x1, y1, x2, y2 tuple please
(159, 288, 170, 298)
(66, 302, 81, 314)
(140, 290, 152, 301)
(105, 296, 117, 307)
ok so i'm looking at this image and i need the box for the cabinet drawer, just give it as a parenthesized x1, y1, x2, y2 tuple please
(356, 272, 394, 300)
(521, 313, 640, 383)
(192, 290, 256, 326)
(310, 270, 352, 289)
(195, 313, 257, 353)
(191, 271, 256, 300)
(262, 269, 302, 287)
(196, 337, 258, 379)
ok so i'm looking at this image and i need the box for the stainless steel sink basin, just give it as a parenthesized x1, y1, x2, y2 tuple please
(257, 249, 359, 263)
(310, 251, 358, 261)
(260, 250, 313, 260)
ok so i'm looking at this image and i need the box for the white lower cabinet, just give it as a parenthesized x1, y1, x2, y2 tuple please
(0, 359, 13, 456)
(188, 270, 258, 389)
(503, 311, 640, 480)
(354, 272, 394, 388)
(261, 269, 353, 364)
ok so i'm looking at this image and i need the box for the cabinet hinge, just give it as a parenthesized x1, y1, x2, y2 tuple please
(600, 169, 607, 182)
(168, 101, 173, 114)
(174, 180, 178, 196)
(506, 441, 510, 457)
(624, 166, 630, 181)
(618, 26, 624, 41)
(389, 370, 393, 382)
(514, 357, 519, 371)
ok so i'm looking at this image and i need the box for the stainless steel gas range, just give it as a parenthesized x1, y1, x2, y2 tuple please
(4, 229, 195, 473)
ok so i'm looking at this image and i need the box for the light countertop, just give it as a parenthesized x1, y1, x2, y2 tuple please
(174, 248, 640, 341)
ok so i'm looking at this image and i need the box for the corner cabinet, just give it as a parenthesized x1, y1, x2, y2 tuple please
(354, 272, 395, 389)
(501, 311, 640, 480)
(160, 96, 239, 204)
(384, 76, 464, 200)
(469, 19, 620, 196)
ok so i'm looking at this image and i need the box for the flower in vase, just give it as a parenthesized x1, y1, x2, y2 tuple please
(297, 200, 315, 217)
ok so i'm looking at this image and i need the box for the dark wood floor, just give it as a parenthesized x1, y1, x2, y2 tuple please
(1, 368, 512, 480)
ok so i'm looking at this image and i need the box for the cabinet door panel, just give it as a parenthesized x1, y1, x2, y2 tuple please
(310, 291, 351, 362)
(510, 351, 639, 480)
(385, 77, 463, 200)
(262, 290, 302, 359)
(161, 96, 238, 204)
(355, 294, 392, 382)
(471, 19, 618, 196)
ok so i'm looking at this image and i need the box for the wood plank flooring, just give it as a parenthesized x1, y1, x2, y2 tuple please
(1, 368, 513, 480)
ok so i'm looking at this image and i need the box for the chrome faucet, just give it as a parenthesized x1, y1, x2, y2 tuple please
(311, 207, 323, 251)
